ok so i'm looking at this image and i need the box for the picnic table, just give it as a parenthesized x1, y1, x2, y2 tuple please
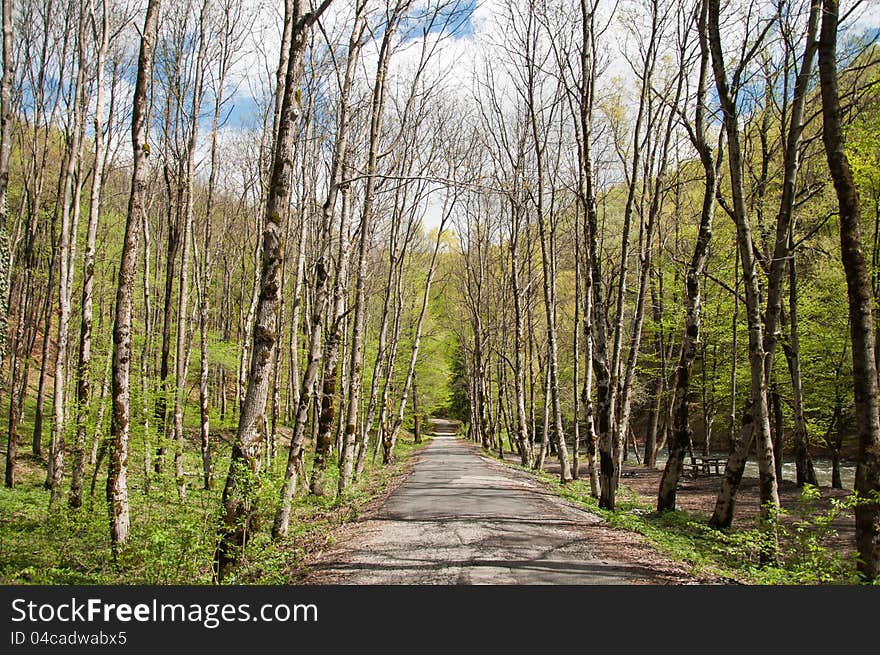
(686, 453, 726, 477)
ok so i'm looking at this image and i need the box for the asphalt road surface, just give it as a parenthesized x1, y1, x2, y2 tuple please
(310, 420, 691, 584)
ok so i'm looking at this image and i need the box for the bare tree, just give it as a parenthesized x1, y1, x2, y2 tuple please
(70, 0, 124, 508)
(347, 0, 414, 482)
(49, 2, 89, 506)
(215, 0, 333, 580)
(107, 0, 161, 553)
(521, 0, 570, 482)
(1, 0, 14, 487)
(0, 0, 11, 371)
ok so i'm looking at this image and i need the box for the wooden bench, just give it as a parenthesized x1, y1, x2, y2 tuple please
(686, 454, 726, 477)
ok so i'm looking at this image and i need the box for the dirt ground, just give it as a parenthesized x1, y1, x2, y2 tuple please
(535, 451, 859, 557)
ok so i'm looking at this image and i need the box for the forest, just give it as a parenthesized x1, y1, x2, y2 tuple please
(1, 0, 879, 585)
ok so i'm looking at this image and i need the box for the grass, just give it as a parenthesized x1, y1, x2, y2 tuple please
(493, 453, 866, 585)
(0, 429, 429, 585)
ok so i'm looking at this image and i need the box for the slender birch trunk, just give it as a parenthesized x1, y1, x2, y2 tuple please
(50, 12, 88, 506)
(276, 6, 363, 520)
(196, 2, 236, 490)
(0, 0, 11, 488)
(309, 3, 366, 496)
(171, 0, 210, 502)
(0, 0, 11, 373)
(108, 0, 161, 554)
(618, 60, 683, 485)
(781, 244, 817, 486)
(510, 200, 533, 467)
(348, 10, 402, 484)
(70, 0, 110, 508)
(216, 1, 333, 579)
(575, 0, 614, 508)
(310, 180, 352, 495)
(141, 198, 154, 492)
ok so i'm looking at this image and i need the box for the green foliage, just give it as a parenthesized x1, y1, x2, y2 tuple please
(848, 70, 880, 205)
(0, 426, 430, 584)
(518, 462, 871, 584)
(446, 338, 470, 421)
(748, 487, 864, 583)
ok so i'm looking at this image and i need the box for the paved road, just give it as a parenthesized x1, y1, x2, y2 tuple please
(311, 421, 683, 584)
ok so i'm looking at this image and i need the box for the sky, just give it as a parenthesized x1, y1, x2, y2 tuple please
(92, 0, 879, 229)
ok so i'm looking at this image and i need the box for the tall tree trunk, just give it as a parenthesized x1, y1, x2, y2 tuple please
(197, 179, 215, 490)
(140, 202, 153, 492)
(535, 362, 550, 471)
(817, 0, 880, 582)
(311, 180, 352, 496)
(658, 0, 718, 511)
(575, 2, 614, 508)
(287, 204, 307, 421)
(707, 0, 779, 534)
(218, 3, 332, 572)
(171, 0, 210, 502)
(510, 203, 533, 467)
(606, 0, 660, 495)
(108, 0, 161, 554)
(346, 9, 403, 487)
(412, 370, 421, 444)
(533, 194, 570, 480)
(155, 195, 178, 473)
(32, 252, 55, 462)
(356, 265, 393, 475)
(0, 0, 11, 380)
(89, 350, 111, 475)
(643, 272, 665, 468)
(10, 0, 64, 478)
(50, 16, 88, 506)
(523, 15, 571, 479)
(580, 231, 599, 496)
(728, 248, 740, 452)
(619, 38, 684, 483)
(71, 0, 110, 509)
(758, 0, 822, 492)
(574, 0, 599, 497)
(196, 5, 234, 490)
(826, 381, 844, 490)
(376, 259, 407, 459)
(311, 4, 365, 496)
(276, 18, 362, 517)
(771, 381, 784, 482)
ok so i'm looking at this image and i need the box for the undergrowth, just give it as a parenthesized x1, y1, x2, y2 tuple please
(0, 438, 427, 585)
(512, 461, 870, 585)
